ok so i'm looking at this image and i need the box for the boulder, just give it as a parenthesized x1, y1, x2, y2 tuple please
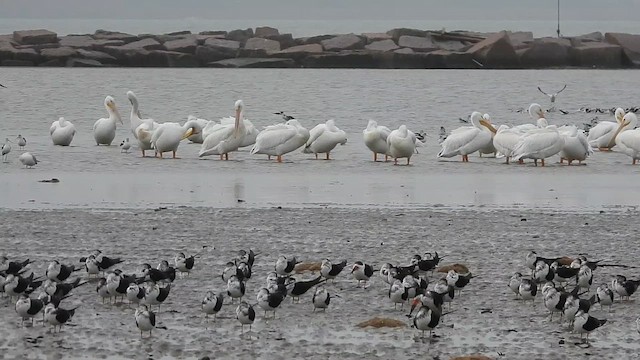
(226, 28, 254, 43)
(255, 26, 279, 38)
(13, 29, 58, 45)
(9, 47, 41, 63)
(163, 37, 198, 53)
(272, 44, 323, 61)
(76, 49, 118, 64)
(508, 31, 534, 49)
(295, 35, 334, 46)
(535, 37, 571, 47)
(264, 33, 295, 49)
(570, 42, 622, 68)
(365, 39, 399, 52)
(394, 48, 415, 54)
(41, 46, 77, 58)
(165, 30, 191, 36)
(575, 32, 604, 42)
(208, 57, 295, 68)
(204, 38, 240, 52)
(93, 30, 138, 43)
(38, 59, 64, 67)
(433, 39, 469, 52)
(102, 38, 164, 61)
(518, 41, 570, 68)
(242, 37, 281, 56)
(321, 34, 364, 51)
(121, 38, 164, 51)
(466, 30, 519, 68)
(604, 32, 640, 66)
(2, 59, 34, 66)
(362, 33, 392, 43)
(66, 58, 104, 67)
(194, 45, 236, 63)
(302, 51, 377, 68)
(147, 50, 199, 67)
(398, 35, 437, 52)
(427, 50, 475, 68)
(199, 30, 227, 36)
(386, 28, 427, 42)
(59, 35, 124, 50)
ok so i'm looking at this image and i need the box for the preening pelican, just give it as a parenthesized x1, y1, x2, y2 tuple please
(614, 112, 640, 164)
(150, 120, 202, 159)
(18, 152, 38, 168)
(185, 115, 209, 143)
(127, 91, 159, 157)
(438, 112, 496, 162)
(492, 125, 522, 164)
(512, 103, 547, 132)
(250, 119, 310, 162)
(2, 138, 12, 162)
(478, 113, 498, 157)
(387, 124, 416, 165)
(558, 125, 592, 165)
(511, 125, 564, 166)
(303, 119, 347, 160)
(93, 96, 122, 145)
(220, 116, 259, 148)
(587, 107, 625, 151)
(199, 100, 246, 160)
(363, 120, 391, 162)
(49, 117, 76, 146)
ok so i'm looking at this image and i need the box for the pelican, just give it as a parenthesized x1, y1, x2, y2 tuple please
(363, 120, 391, 162)
(199, 100, 246, 160)
(437, 112, 496, 162)
(614, 112, 640, 164)
(250, 119, 310, 162)
(587, 108, 625, 151)
(558, 125, 593, 165)
(478, 113, 498, 157)
(150, 119, 202, 159)
(511, 125, 564, 166)
(16, 135, 26, 149)
(303, 119, 347, 160)
(512, 103, 547, 132)
(1, 138, 11, 162)
(387, 125, 416, 165)
(18, 152, 38, 168)
(93, 96, 122, 145)
(185, 115, 209, 143)
(127, 91, 159, 157)
(49, 117, 76, 146)
(492, 125, 522, 164)
(220, 116, 259, 148)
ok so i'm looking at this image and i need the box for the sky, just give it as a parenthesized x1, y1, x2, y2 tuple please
(2, 0, 639, 21)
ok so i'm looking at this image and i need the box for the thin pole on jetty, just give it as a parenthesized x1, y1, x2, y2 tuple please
(556, 0, 561, 37)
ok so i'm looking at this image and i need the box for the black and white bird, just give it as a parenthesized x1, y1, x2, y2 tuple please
(275, 255, 299, 276)
(525, 251, 560, 273)
(577, 265, 593, 291)
(202, 291, 223, 322)
(46, 261, 79, 282)
(289, 276, 326, 302)
(44, 303, 77, 332)
(351, 261, 375, 287)
(236, 261, 252, 281)
(412, 252, 443, 274)
(274, 111, 295, 121)
(96, 277, 111, 303)
(236, 249, 257, 269)
(320, 259, 347, 281)
(257, 287, 285, 318)
(533, 261, 555, 285)
(120, 138, 131, 153)
(106, 270, 138, 302)
(126, 283, 145, 305)
(144, 283, 171, 310)
(573, 310, 606, 343)
(0, 256, 31, 275)
(433, 278, 455, 309)
(226, 275, 245, 302)
(388, 279, 408, 309)
(508, 272, 523, 298)
(16, 134, 27, 149)
(155, 260, 176, 282)
(174, 252, 195, 276)
(543, 286, 569, 321)
(141, 263, 174, 283)
(595, 284, 614, 310)
(15, 295, 45, 326)
(4, 273, 42, 300)
(438, 126, 447, 144)
(312, 286, 332, 312)
(518, 278, 538, 304)
(135, 304, 160, 338)
(236, 301, 256, 333)
(222, 261, 243, 283)
(564, 293, 596, 326)
(413, 306, 442, 339)
(551, 262, 579, 284)
(537, 84, 567, 110)
(612, 274, 640, 300)
(1, 138, 11, 162)
(43, 278, 86, 298)
(445, 270, 472, 294)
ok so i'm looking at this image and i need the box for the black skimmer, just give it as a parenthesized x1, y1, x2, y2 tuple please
(351, 261, 375, 288)
(96, 277, 111, 303)
(289, 276, 326, 303)
(3, 273, 42, 300)
(571, 256, 603, 271)
(413, 306, 442, 339)
(141, 263, 174, 283)
(433, 278, 455, 309)
(236, 301, 256, 333)
(43, 278, 86, 298)
(96, 254, 124, 272)
(15, 295, 45, 326)
(237, 261, 252, 281)
(564, 293, 596, 327)
(320, 259, 347, 281)
(155, 260, 176, 282)
(410, 292, 444, 316)
(595, 284, 614, 310)
(445, 270, 472, 294)
(275, 255, 299, 276)
(543, 286, 569, 321)
(525, 251, 560, 274)
(0, 256, 31, 275)
(550, 262, 579, 284)
(388, 279, 408, 310)
(577, 265, 593, 291)
(226, 275, 245, 302)
(412, 252, 443, 274)
(84, 257, 102, 277)
(44, 303, 77, 332)
(379, 263, 393, 284)
(312, 286, 332, 312)
(106, 270, 139, 302)
(135, 304, 164, 338)
(236, 249, 258, 269)
(202, 291, 223, 322)
(508, 272, 523, 298)
(612, 275, 640, 300)
(518, 278, 538, 305)
(573, 310, 606, 343)
(174, 252, 195, 277)
(126, 283, 146, 305)
(144, 283, 171, 311)
(533, 261, 555, 285)
(222, 261, 243, 283)
(257, 287, 285, 318)
(46, 261, 80, 283)
(402, 275, 421, 300)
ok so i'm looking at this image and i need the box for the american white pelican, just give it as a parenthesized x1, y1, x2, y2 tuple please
(558, 125, 592, 165)
(18, 152, 37, 168)
(478, 113, 498, 157)
(511, 125, 564, 166)
(437, 112, 496, 162)
(49, 117, 76, 146)
(185, 115, 209, 143)
(199, 100, 246, 160)
(220, 116, 259, 148)
(387, 124, 416, 165)
(512, 103, 547, 133)
(250, 119, 310, 162)
(587, 107, 625, 151)
(363, 119, 391, 162)
(303, 119, 347, 160)
(127, 91, 160, 157)
(614, 112, 640, 164)
(16, 135, 26, 149)
(492, 125, 522, 164)
(120, 138, 131, 153)
(1, 138, 11, 162)
(93, 96, 122, 145)
(150, 119, 201, 159)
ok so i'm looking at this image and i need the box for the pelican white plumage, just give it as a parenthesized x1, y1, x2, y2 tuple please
(614, 112, 640, 164)
(49, 117, 76, 146)
(492, 125, 522, 164)
(363, 119, 391, 162)
(303, 119, 347, 160)
(587, 107, 625, 151)
(250, 119, 310, 162)
(199, 100, 246, 160)
(1, 138, 11, 162)
(558, 125, 593, 165)
(512, 103, 547, 132)
(93, 96, 122, 145)
(18, 152, 38, 168)
(511, 125, 564, 166)
(220, 116, 259, 148)
(438, 111, 496, 162)
(150, 120, 202, 159)
(127, 91, 160, 157)
(478, 113, 497, 157)
(185, 115, 209, 143)
(387, 125, 416, 165)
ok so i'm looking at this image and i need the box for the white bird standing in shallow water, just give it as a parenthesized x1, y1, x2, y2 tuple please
(511, 124, 564, 167)
(93, 96, 122, 145)
(18, 152, 38, 168)
(250, 119, 310, 162)
(387, 124, 416, 165)
(363, 119, 391, 162)
(303, 119, 347, 160)
(127, 91, 159, 157)
(614, 112, 640, 164)
(478, 113, 497, 157)
(558, 125, 593, 165)
(150, 120, 202, 159)
(185, 115, 209, 144)
(49, 117, 76, 146)
(438, 111, 496, 162)
(587, 107, 625, 151)
(492, 125, 523, 164)
(16, 135, 26, 149)
(199, 100, 246, 160)
(120, 138, 131, 153)
(1, 138, 11, 162)
(220, 116, 259, 148)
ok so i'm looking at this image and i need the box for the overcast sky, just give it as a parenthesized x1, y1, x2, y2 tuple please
(2, 0, 639, 21)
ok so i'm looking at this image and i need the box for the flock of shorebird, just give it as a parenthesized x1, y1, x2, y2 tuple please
(2, 86, 640, 169)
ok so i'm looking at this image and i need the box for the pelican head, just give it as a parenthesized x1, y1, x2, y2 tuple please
(366, 119, 378, 130)
(609, 112, 638, 147)
(105, 96, 123, 124)
(528, 103, 545, 119)
(615, 107, 625, 123)
(479, 113, 497, 134)
(233, 100, 244, 138)
(127, 91, 137, 105)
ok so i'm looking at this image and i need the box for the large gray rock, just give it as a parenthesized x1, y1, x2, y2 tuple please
(321, 34, 364, 51)
(194, 45, 236, 63)
(466, 31, 518, 68)
(570, 42, 622, 68)
(243, 37, 281, 54)
(40, 46, 78, 61)
(575, 32, 603, 42)
(255, 26, 279, 38)
(264, 33, 295, 49)
(102, 38, 164, 61)
(164, 37, 198, 53)
(272, 44, 323, 61)
(386, 28, 427, 42)
(59, 35, 124, 50)
(93, 30, 138, 43)
(204, 38, 240, 52)
(508, 31, 534, 49)
(121, 38, 164, 51)
(166, 31, 191, 36)
(208, 57, 295, 68)
(302, 51, 377, 68)
(226, 28, 254, 43)
(13, 29, 58, 45)
(76, 49, 118, 64)
(295, 34, 334, 46)
(199, 30, 227, 36)
(398, 35, 437, 52)
(365, 39, 399, 52)
(9, 47, 40, 62)
(394, 48, 415, 54)
(605, 32, 640, 66)
(147, 50, 199, 67)
(518, 41, 570, 68)
(426, 50, 475, 68)
(2, 59, 34, 66)
(432, 39, 468, 52)
(66, 58, 104, 67)
(362, 33, 392, 44)
(535, 37, 571, 47)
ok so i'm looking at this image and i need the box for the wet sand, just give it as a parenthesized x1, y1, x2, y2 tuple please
(1, 207, 640, 359)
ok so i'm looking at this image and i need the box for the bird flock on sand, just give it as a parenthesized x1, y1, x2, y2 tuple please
(3, 85, 640, 168)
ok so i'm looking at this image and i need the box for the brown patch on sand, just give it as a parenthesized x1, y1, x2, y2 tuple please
(437, 263, 470, 274)
(450, 356, 493, 360)
(356, 317, 407, 328)
(294, 262, 322, 273)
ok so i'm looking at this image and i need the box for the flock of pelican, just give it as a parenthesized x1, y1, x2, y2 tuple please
(3, 91, 640, 168)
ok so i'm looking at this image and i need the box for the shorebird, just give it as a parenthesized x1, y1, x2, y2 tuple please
(202, 291, 223, 322)
(388, 279, 408, 310)
(433, 278, 455, 309)
(312, 286, 332, 312)
(612, 275, 640, 300)
(445, 270, 472, 294)
(0, 256, 31, 275)
(573, 310, 606, 343)
(411, 252, 443, 274)
(577, 265, 593, 291)
(16, 135, 26, 149)
(15, 295, 45, 326)
(550, 262, 579, 284)
(518, 278, 538, 305)
(236, 249, 257, 269)
(144, 283, 171, 311)
(126, 283, 145, 305)
(543, 286, 568, 322)
(595, 284, 614, 310)
(1, 138, 11, 162)
(135, 305, 162, 338)
(525, 251, 560, 274)
(275, 255, 299, 276)
(46, 261, 79, 283)
(413, 306, 442, 339)
(538, 84, 567, 111)
(18, 152, 37, 168)
(174, 252, 195, 277)
(320, 259, 347, 282)
(4, 273, 42, 300)
(43, 278, 86, 298)
(508, 272, 523, 298)
(289, 276, 326, 303)
(226, 275, 245, 302)
(351, 261, 375, 288)
(44, 303, 77, 332)
(96, 277, 111, 303)
(120, 138, 131, 153)
(256, 287, 285, 318)
(236, 301, 256, 333)
(222, 261, 242, 283)
(274, 111, 295, 121)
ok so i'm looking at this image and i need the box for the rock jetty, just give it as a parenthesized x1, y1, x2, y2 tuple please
(1, 27, 639, 68)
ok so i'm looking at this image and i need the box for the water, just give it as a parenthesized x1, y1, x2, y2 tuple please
(1, 68, 640, 210)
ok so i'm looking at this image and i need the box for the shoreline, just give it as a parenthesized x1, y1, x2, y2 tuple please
(1, 27, 639, 69)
